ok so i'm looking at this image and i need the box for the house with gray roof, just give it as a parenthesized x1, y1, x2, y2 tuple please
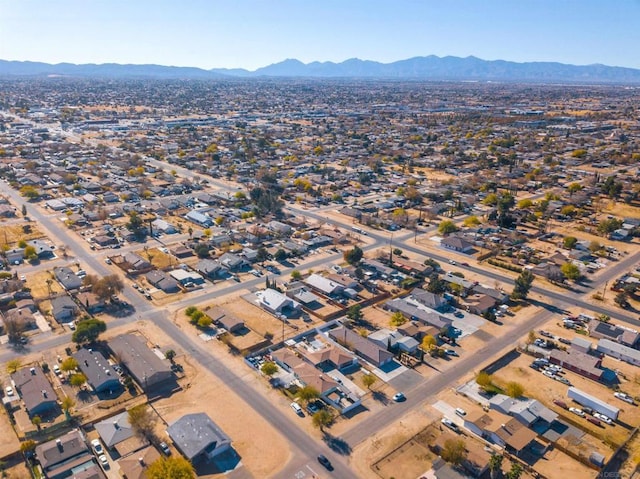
(167, 413, 231, 462)
(35, 429, 95, 479)
(597, 338, 640, 366)
(50, 295, 78, 323)
(11, 366, 57, 416)
(328, 326, 394, 368)
(53, 266, 82, 291)
(95, 411, 134, 448)
(304, 273, 344, 296)
(108, 334, 173, 390)
(145, 270, 180, 293)
(73, 348, 120, 393)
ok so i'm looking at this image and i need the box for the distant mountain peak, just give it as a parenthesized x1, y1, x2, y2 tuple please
(1, 55, 639, 83)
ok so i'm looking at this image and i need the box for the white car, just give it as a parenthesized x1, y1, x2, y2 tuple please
(98, 454, 109, 468)
(569, 407, 585, 417)
(104, 258, 112, 265)
(593, 413, 613, 425)
(441, 417, 459, 432)
(5, 386, 14, 397)
(614, 392, 635, 404)
(91, 439, 104, 455)
(542, 370, 556, 378)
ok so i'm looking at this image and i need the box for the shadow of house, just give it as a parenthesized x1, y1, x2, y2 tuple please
(11, 366, 58, 418)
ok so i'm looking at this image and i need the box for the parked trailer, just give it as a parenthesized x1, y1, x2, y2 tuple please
(568, 387, 619, 420)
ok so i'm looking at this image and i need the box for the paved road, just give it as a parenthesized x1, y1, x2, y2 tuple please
(0, 180, 360, 479)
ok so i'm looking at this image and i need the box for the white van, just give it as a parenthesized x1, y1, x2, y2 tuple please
(290, 402, 303, 415)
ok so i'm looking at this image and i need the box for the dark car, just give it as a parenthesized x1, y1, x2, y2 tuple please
(317, 454, 333, 471)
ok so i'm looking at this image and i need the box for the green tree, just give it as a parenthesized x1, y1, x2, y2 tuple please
(6, 359, 21, 374)
(517, 199, 533, 209)
(589, 240, 603, 253)
(20, 185, 40, 199)
(560, 262, 581, 281)
(274, 249, 288, 262)
(260, 361, 278, 377)
(185, 306, 198, 317)
(506, 462, 524, 479)
(441, 438, 467, 466)
(615, 292, 630, 309)
(290, 270, 302, 281)
(128, 404, 157, 441)
(362, 374, 377, 390)
(438, 220, 459, 235)
(20, 439, 37, 455)
(24, 245, 37, 259)
(489, 454, 503, 479)
(146, 456, 195, 479)
(562, 236, 578, 249)
(597, 218, 623, 236)
(483, 193, 498, 206)
(421, 335, 437, 353)
(463, 215, 481, 227)
(390, 311, 407, 327)
(92, 275, 124, 301)
(344, 245, 363, 265)
(511, 270, 534, 301)
(297, 385, 320, 405)
(196, 316, 212, 329)
(71, 319, 107, 344)
(60, 357, 79, 373)
(165, 350, 176, 363)
(476, 371, 494, 390)
(567, 183, 583, 195)
(61, 396, 76, 418)
(346, 304, 363, 323)
(506, 381, 525, 398)
(32, 415, 42, 431)
(69, 373, 87, 388)
(312, 409, 334, 432)
(426, 274, 446, 294)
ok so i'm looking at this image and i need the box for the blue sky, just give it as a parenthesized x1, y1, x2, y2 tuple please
(1, 0, 639, 70)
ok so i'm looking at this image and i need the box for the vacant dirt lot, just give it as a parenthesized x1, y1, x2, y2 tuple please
(0, 222, 45, 246)
(27, 270, 65, 300)
(109, 319, 291, 478)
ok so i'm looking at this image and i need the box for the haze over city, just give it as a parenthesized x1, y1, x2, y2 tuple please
(1, 0, 640, 70)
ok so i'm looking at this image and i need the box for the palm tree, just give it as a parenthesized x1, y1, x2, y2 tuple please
(489, 453, 503, 479)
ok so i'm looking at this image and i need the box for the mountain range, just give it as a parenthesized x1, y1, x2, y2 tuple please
(2, 55, 640, 83)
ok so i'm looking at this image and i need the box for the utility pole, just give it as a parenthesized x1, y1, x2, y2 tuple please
(389, 232, 394, 264)
(601, 280, 608, 301)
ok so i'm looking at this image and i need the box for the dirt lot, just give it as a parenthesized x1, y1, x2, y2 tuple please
(489, 350, 632, 451)
(0, 222, 45, 246)
(0, 405, 21, 458)
(26, 270, 65, 300)
(109, 320, 290, 478)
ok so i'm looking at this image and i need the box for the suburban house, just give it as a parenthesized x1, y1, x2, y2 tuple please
(258, 288, 301, 315)
(218, 253, 247, 271)
(441, 235, 474, 253)
(463, 293, 497, 315)
(73, 348, 121, 393)
(185, 209, 213, 227)
(123, 252, 153, 273)
(53, 267, 82, 291)
(151, 218, 177, 234)
(384, 297, 453, 331)
(590, 322, 640, 348)
(11, 366, 57, 417)
(596, 338, 640, 366)
(117, 445, 160, 479)
(50, 295, 78, 323)
(35, 429, 103, 479)
(27, 239, 56, 259)
(304, 273, 345, 297)
(411, 288, 448, 312)
(549, 348, 615, 382)
(196, 259, 223, 279)
(286, 283, 322, 308)
(108, 334, 173, 391)
(292, 362, 361, 414)
(145, 270, 180, 293)
(95, 411, 135, 448)
(328, 326, 394, 368)
(75, 291, 106, 314)
(167, 413, 232, 462)
(297, 342, 358, 371)
(462, 409, 539, 456)
(489, 394, 557, 429)
(169, 269, 205, 287)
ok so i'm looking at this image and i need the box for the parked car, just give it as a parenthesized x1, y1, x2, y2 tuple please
(98, 454, 109, 469)
(558, 337, 571, 345)
(455, 408, 467, 417)
(543, 370, 556, 378)
(104, 258, 112, 265)
(290, 402, 304, 416)
(445, 349, 458, 357)
(594, 413, 613, 425)
(554, 376, 571, 386)
(539, 330, 553, 338)
(453, 311, 464, 318)
(441, 418, 459, 432)
(553, 399, 568, 409)
(159, 442, 171, 455)
(5, 386, 13, 397)
(91, 439, 104, 455)
(614, 392, 635, 404)
(587, 416, 602, 427)
(569, 407, 585, 417)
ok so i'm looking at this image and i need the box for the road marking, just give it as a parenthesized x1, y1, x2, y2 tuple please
(306, 464, 319, 477)
(294, 471, 306, 478)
